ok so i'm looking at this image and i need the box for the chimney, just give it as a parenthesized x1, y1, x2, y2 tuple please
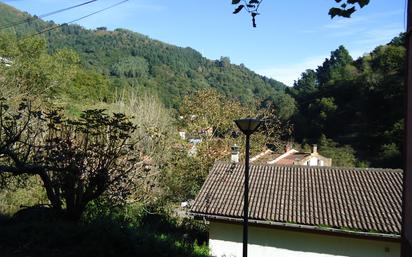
(312, 144, 318, 154)
(231, 144, 240, 163)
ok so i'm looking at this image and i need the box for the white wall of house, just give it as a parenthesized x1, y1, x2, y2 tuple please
(307, 157, 320, 166)
(209, 221, 400, 257)
(300, 156, 331, 167)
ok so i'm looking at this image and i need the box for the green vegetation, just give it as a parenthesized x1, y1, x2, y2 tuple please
(0, 205, 209, 257)
(1, 1, 400, 168)
(0, 174, 48, 215)
(0, 2, 405, 256)
(0, 10, 211, 253)
(0, 99, 140, 221)
(289, 36, 405, 168)
(164, 88, 290, 202)
(0, 2, 292, 111)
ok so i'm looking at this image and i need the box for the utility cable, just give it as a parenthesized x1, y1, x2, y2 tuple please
(0, 0, 98, 30)
(19, 0, 129, 40)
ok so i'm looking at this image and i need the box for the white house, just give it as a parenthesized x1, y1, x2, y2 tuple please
(0, 57, 12, 67)
(190, 162, 402, 257)
(251, 144, 332, 166)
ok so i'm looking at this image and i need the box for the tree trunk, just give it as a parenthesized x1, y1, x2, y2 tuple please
(38, 172, 62, 211)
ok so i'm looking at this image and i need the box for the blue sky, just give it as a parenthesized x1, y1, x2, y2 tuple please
(2, 0, 406, 86)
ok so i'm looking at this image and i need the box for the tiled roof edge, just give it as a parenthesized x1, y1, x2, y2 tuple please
(189, 212, 401, 240)
(267, 149, 299, 164)
(213, 161, 403, 173)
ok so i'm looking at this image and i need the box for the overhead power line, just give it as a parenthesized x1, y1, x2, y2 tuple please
(0, 0, 98, 31)
(20, 0, 129, 40)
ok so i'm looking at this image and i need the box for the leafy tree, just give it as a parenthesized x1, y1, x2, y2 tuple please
(377, 143, 402, 168)
(316, 46, 353, 86)
(0, 34, 79, 99)
(289, 69, 318, 100)
(103, 91, 177, 204)
(169, 90, 239, 200)
(328, 0, 370, 18)
(290, 36, 405, 168)
(315, 97, 338, 121)
(179, 89, 252, 139)
(231, 0, 370, 27)
(0, 100, 142, 221)
(318, 135, 358, 167)
(257, 101, 293, 151)
(110, 56, 149, 78)
(163, 144, 207, 201)
(231, 0, 263, 27)
(67, 69, 111, 103)
(168, 89, 292, 201)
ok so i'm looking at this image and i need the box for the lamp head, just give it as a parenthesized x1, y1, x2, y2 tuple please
(234, 118, 261, 136)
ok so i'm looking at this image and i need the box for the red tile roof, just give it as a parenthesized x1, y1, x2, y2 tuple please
(190, 162, 403, 237)
(275, 153, 308, 165)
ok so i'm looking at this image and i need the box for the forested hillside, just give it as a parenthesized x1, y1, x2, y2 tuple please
(0, 2, 405, 169)
(288, 36, 405, 168)
(0, 2, 294, 114)
(0, 2, 406, 256)
(0, 2, 292, 215)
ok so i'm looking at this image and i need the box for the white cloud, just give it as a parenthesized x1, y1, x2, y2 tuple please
(256, 55, 329, 87)
(255, 46, 381, 86)
(323, 16, 366, 30)
(350, 49, 368, 59)
(352, 24, 404, 46)
(323, 9, 403, 30)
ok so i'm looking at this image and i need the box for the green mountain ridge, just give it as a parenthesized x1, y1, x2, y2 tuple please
(0, 3, 405, 168)
(0, 2, 293, 114)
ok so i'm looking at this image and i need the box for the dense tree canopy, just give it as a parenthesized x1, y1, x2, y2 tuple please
(0, 1, 405, 216)
(0, 100, 142, 221)
(0, 2, 407, 256)
(288, 35, 405, 168)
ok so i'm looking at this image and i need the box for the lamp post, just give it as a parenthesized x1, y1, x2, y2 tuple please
(234, 118, 261, 257)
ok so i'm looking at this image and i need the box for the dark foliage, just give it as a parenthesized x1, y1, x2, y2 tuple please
(289, 35, 405, 168)
(0, 209, 209, 257)
(0, 100, 139, 221)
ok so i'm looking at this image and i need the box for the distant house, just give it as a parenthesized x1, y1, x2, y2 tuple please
(0, 57, 12, 67)
(190, 162, 402, 257)
(188, 138, 202, 156)
(179, 131, 186, 140)
(251, 144, 332, 166)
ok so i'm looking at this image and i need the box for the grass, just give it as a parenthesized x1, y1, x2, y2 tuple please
(0, 174, 48, 216)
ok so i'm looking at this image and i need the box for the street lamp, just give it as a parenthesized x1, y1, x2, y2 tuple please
(234, 118, 261, 257)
